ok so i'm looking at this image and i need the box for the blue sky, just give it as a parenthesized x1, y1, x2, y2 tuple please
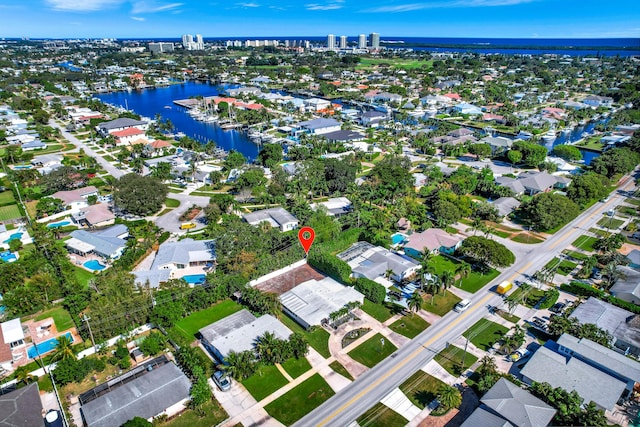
(0, 0, 638, 39)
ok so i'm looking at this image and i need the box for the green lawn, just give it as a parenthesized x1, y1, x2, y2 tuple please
(279, 313, 331, 358)
(264, 374, 335, 426)
(329, 360, 354, 381)
(73, 266, 96, 287)
(562, 250, 589, 261)
(158, 208, 174, 216)
(399, 371, 446, 409)
(589, 227, 611, 237)
(159, 399, 228, 427)
(510, 233, 545, 244)
(242, 364, 289, 401)
(357, 402, 408, 427)
(544, 258, 578, 275)
(347, 333, 397, 368)
(624, 198, 640, 206)
(165, 198, 180, 208)
(361, 299, 403, 322)
(463, 319, 508, 351)
(281, 357, 311, 379)
(496, 310, 520, 324)
(572, 235, 598, 252)
(507, 286, 545, 308)
(434, 345, 478, 376)
(597, 217, 625, 229)
(422, 290, 461, 316)
(33, 306, 75, 332)
(428, 255, 498, 293)
(0, 204, 22, 220)
(389, 315, 430, 339)
(173, 300, 243, 342)
(0, 191, 15, 205)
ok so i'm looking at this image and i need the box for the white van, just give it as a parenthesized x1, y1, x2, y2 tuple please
(454, 299, 471, 313)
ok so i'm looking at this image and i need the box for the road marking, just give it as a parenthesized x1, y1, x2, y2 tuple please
(316, 264, 533, 426)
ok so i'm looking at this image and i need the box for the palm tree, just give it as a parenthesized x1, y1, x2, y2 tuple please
(255, 331, 279, 364)
(437, 384, 462, 410)
(30, 272, 55, 303)
(51, 334, 75, 362)
(604, 262, 624, 290)
(222, 350, 256, 381)
(14, 366, 34, 385)
(385, 269, 395, 282)
(456, 263, 471, 288)
(440, 271, 455, 294)
(407, 291, 423, 317)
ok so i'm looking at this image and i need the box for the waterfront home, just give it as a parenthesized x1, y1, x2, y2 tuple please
(403, 228, 464, 258)
(364, 91, 402, 103)
(452, 102, 483, 116)
(243, 207, 298, 232)
(111, 127, 147, 146)
(338, 241, 420, 283)
(322, 130, 365, 143)
(66, 224, 128, 260)
(97, 118, 148, 137)
(583, 95, 614, 108)
(226, 86, 261, 97)
(51, 186, 99, 212)
(293, 118, 341, 136)
(359, 110, 387, 127)
(481, 136, 513, 155)
(303, 98, 331, 112)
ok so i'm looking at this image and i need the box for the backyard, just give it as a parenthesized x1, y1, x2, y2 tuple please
(159, 399, 228, 427)
(348, 333, 398, 368)
(463, 319, 508, 351)
(264, 374, 335, 426)
(172, 300, 243, 342)
(0, 204, 22, 221)
(32, 306, 75, 332)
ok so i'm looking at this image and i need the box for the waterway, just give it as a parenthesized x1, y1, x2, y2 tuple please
(95, 82, 261, 160)
(547, 121, 602, 165)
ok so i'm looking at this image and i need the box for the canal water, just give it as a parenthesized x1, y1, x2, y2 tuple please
(546, 120, 603, 165)
(95, 81, 261, 160)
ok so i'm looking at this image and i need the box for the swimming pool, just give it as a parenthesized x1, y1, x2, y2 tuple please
(13, 165, 33, 170)
(3, 233, 23, 244)
(182, 274, 206, 285)
(28, 332, 73, 359)
(0, 251, 17, 262)
(391, 233, 407, 245)
(47, 220, 71, 228)
(83, 260, 106, 271)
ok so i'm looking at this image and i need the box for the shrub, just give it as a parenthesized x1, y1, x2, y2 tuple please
(308, 249, 352, 283)
(539, 288, 560, 309)
(354, 278, 386, 304)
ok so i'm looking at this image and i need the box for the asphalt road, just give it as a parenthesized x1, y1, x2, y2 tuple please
(296, 173, 638, 427)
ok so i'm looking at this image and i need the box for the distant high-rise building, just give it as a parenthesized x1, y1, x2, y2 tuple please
(148, 42, 174, 53)
(182, 33, 204, 50)
(369, 32, 380, 49)
(358, 34, 367, 49)
(327, 34, 336, 49)
(339, 35, 347, 49)
(195, 34, 204, 49)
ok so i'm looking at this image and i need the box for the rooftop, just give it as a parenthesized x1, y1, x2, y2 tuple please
(151, 238, 216, 269)
(481, 378, 556, 427)
(0, 383, 44, 427)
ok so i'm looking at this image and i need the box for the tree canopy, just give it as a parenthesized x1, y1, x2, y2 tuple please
(511, 140, 548, 167)
(518, 192, 580, 231)
(113, 174, 168, 215)
(458, 236, 515, 269)
(552, 145, 582, 161)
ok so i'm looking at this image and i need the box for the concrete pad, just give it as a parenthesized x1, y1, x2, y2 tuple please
(318, 365, 352, 392)
(380, 388, 422, 421)
(213, 380, 258, 418)
(420, 359, 458, 385)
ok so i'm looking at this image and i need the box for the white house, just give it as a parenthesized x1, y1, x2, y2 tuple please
(51, 186, 99, 212)
(243, 207, 298, 232)
(294, 118, 342, 135)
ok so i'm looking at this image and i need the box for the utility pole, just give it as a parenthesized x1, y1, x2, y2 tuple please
(34, 342, 69, 427)
(82, 314, 96, 352)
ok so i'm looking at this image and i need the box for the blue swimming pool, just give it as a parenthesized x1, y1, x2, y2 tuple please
(83, 260, 106, 271)
(28, 332, 73, 359)
(391, 233, 407, 245)
(0, 251, 17, 262)
(13, 165, 32, 170)
(182, 274, 206, 285)
(47, 220, 70, 228)
(3, 233, 22, 244)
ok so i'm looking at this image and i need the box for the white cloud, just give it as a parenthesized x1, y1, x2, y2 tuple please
(45, 0, 123, 11)
(306, 3, 343, 10)
(237, 2, 259, 7)
(131, 1, 183, 13)
(364, 0, 535, 12)
(131, 15, 145, 20)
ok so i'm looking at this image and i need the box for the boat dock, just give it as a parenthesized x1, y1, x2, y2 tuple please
(173, 96, 218, 109)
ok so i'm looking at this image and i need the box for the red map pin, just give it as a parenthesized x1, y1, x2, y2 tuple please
(298, 227, 315, 255)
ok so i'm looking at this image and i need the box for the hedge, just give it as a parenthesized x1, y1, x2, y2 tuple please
(307, 249, 352, 284)
(561, 281, 640, 314)
(354, 277, 386, 304)
(538, 288, 560, 309)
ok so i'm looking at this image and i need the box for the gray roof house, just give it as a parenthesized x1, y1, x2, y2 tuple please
(520, 344, 626, 411)
(199, 309, 292, 360)
(495, 176, 525, 195)
(571, 297, 640, 356)
(482, 136, 513, 155)
(243, 207, 298, 232)
(626, 249, 640, 269)
(310, 197, 352, 217)
(337, 241, 420, 283)
(295, 118, 341, 135)
(492, 197, 521, 217)
(97, 118, 148, 137)
(0, 383, 44, 427)
(66, 225, 129, 259)
(461, 378, 556, 427)
(517, 171, 562, 195)
(150, 238, 216, 270)
(610, 266, 640, 304)
(80, 362, 191, 427)
(280, 277, 364, 329)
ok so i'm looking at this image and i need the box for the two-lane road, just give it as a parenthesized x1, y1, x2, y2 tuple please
(296, 174, 638, 427)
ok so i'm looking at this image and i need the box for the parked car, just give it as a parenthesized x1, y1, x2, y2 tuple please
(509, 349, 531, 362)
(550, 302, 566, 314)
(212, 371, 232, 392)
(454, 299, 471, 313)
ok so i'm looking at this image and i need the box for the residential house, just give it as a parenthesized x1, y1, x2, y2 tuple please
(66, 224, 129, 259)
(452, 102, 483, 116)
(31, 153, 63, 174)
(280, 277, 364, 329)
(226, 86, 261, 97)
(303, 98, 331, 112)
(294, 118, 341, 135)
(337, 241, 420, 283)
(0, 318, 26, 369)
(0, 383, 45, 427)
(97, 118, 148, 137)
(51, 186, 99, 212)
(517, 171, 567, 195)
(626, 250, 640, 269)
(610, 266, 640, 304)
(495, 177, 525, 196)
(111, 127, 147, 146)
(359, 111, 387, 127)
(520, 337, 630, 411)
(448, 128, 474, 138)
(150, 238, 216, 271)
(481, 136, 513, 156)
(72, 203, 116, 228)
(322, 130, 365, 143)
(80, 360, 191, 427)
(199, 310, 292, 360)
(21, 140, 47, 151)
(571, 297, 640, 356)
(243, 207, 298, 232)
(364, 91, 402, 103)
(583, 95, 614, 108)
(461, 378, 556, 427)
(492, 197, 521, 218)
(403, 228, 464, 258)
(310, 197, 352, 217)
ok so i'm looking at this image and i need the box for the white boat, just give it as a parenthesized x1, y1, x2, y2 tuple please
(541, 130, 556, 142)
(517, 130, 533, 140)
(561, 127, 572, 135)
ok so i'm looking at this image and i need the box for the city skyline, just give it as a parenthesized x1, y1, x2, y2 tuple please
(0, 0, 638, 39)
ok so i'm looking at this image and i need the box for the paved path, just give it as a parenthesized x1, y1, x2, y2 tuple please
(380, 388, 422, 421)
(420, 360, 458, 386)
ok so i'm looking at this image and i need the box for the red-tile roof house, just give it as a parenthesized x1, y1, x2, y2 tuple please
(111, 128, 146, 146)
(403, 228, 464, 258)
(443, 93, 461, 100)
